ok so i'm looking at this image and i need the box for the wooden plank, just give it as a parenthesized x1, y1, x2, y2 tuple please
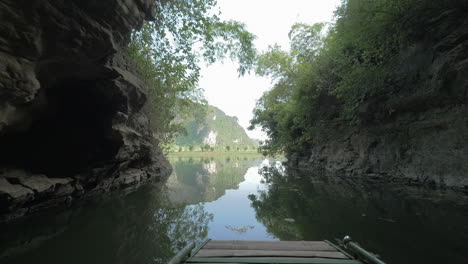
(204, 241, 336, 252)
(195, 249, 348, 259)
(185, 257, 361, 263)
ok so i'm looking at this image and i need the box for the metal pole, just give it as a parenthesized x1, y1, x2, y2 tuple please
(343, 236, 386, 264)
(168, 242, 196, 264)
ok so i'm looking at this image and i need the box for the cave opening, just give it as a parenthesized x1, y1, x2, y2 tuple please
(0, 79, 121, 178)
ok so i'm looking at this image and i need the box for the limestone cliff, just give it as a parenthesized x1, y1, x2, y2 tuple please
(0, 0, 171, 222)
(176, 105, 256, 147)
(288, 11, 468, 192)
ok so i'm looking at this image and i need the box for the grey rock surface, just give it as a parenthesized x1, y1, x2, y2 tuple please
(289, 105, 468, 190)
(287, 14, 468, 192)
(0, 0, 171, 222)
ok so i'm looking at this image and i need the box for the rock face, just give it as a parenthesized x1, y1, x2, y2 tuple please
(175, 105, 257, 147)
(288, 13, 468, 192)
(0, 0, 171, 222)
(288, 105, 468, 191)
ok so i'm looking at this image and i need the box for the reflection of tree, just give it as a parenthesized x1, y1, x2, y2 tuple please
(249, 165, 468, 264)
(249, 166, 305, 240)
(109, 190, 213, 264)
(1, 187, 213, 264)
(3, 156, 266, 264)
(166, 204, 213, 251)
(167, 156, 262, 204)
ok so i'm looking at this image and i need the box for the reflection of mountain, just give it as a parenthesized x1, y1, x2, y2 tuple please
(167, 156, 262, 205)
(2, 156, 269, 264)
(249, 166, 468, 264)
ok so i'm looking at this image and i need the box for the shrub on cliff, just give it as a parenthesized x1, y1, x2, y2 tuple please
(249, 0, 468, 156)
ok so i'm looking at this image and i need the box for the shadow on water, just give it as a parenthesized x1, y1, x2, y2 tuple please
(249, 165, 468, 264)
(0, 185, 212, 264)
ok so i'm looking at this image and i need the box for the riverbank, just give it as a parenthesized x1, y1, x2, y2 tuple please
(286, 105, 468, 193)
(168, 151, 264, 157)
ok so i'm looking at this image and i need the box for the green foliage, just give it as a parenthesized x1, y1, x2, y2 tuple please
(250, 0, 468, 156)
(128, 0, 256, 146)
(201, 144, 210, 151)
(250, 22, 326, 156)
(289, 23, 326, 62)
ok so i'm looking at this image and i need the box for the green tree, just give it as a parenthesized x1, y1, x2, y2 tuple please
(250, 0, 467, 157)
(288, 23, 325, 62)
(249, 21, 326, 156)
(202, 144, 210, 152)
(129, 0, 257, 145)
(188, 145, 194, 151)
(225, 146, 231, 151)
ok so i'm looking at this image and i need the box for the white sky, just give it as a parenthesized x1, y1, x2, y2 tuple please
(199, 0, 342, 139)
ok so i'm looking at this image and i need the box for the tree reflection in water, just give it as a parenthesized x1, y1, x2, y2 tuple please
(167, 155, 261, 204)
(2, 154, 266, 264)
(249, 163, 468, 264)
(249, 163, 303, 241)
(1, 186, 213, 264)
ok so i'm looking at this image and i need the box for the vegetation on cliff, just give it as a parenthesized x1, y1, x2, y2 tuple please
(174, 105, 256, 148)
(249, 0, 468, 156)
(127, 0, 256, 145)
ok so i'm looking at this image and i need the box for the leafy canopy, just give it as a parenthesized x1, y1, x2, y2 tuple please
(128, 0, 257, 146)
(249, 22, 327, 156)
(250, 0, 467, 156)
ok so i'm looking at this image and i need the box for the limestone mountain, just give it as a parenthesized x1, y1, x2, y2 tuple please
(176, 106, 255, 147)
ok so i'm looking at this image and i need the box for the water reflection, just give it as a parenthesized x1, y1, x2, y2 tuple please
(166, 155, 273, 240)
(2, 155, 467, 264)
(249, 164, 468, 264)
(0, 155, 266, 264)
(0, 186, 212, 264)
(166, 155, 263, 205)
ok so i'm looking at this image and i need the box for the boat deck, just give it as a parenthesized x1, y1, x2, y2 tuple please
(182, 240, 362, 264)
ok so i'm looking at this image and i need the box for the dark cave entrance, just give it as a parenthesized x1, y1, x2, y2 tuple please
(0, 79, 121, 178)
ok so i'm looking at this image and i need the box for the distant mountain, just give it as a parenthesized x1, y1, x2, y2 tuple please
(175, 106, 256, 147)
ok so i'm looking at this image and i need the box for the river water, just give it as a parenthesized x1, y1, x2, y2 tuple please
(1, 155, 467, 264)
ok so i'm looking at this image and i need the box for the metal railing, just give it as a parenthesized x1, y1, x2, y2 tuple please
(342, 236, 386, 264)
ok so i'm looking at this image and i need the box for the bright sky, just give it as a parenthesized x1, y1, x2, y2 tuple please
(199, 0, 342, 140)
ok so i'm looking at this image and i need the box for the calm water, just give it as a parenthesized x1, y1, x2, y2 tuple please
(1, 155, 468, 264)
